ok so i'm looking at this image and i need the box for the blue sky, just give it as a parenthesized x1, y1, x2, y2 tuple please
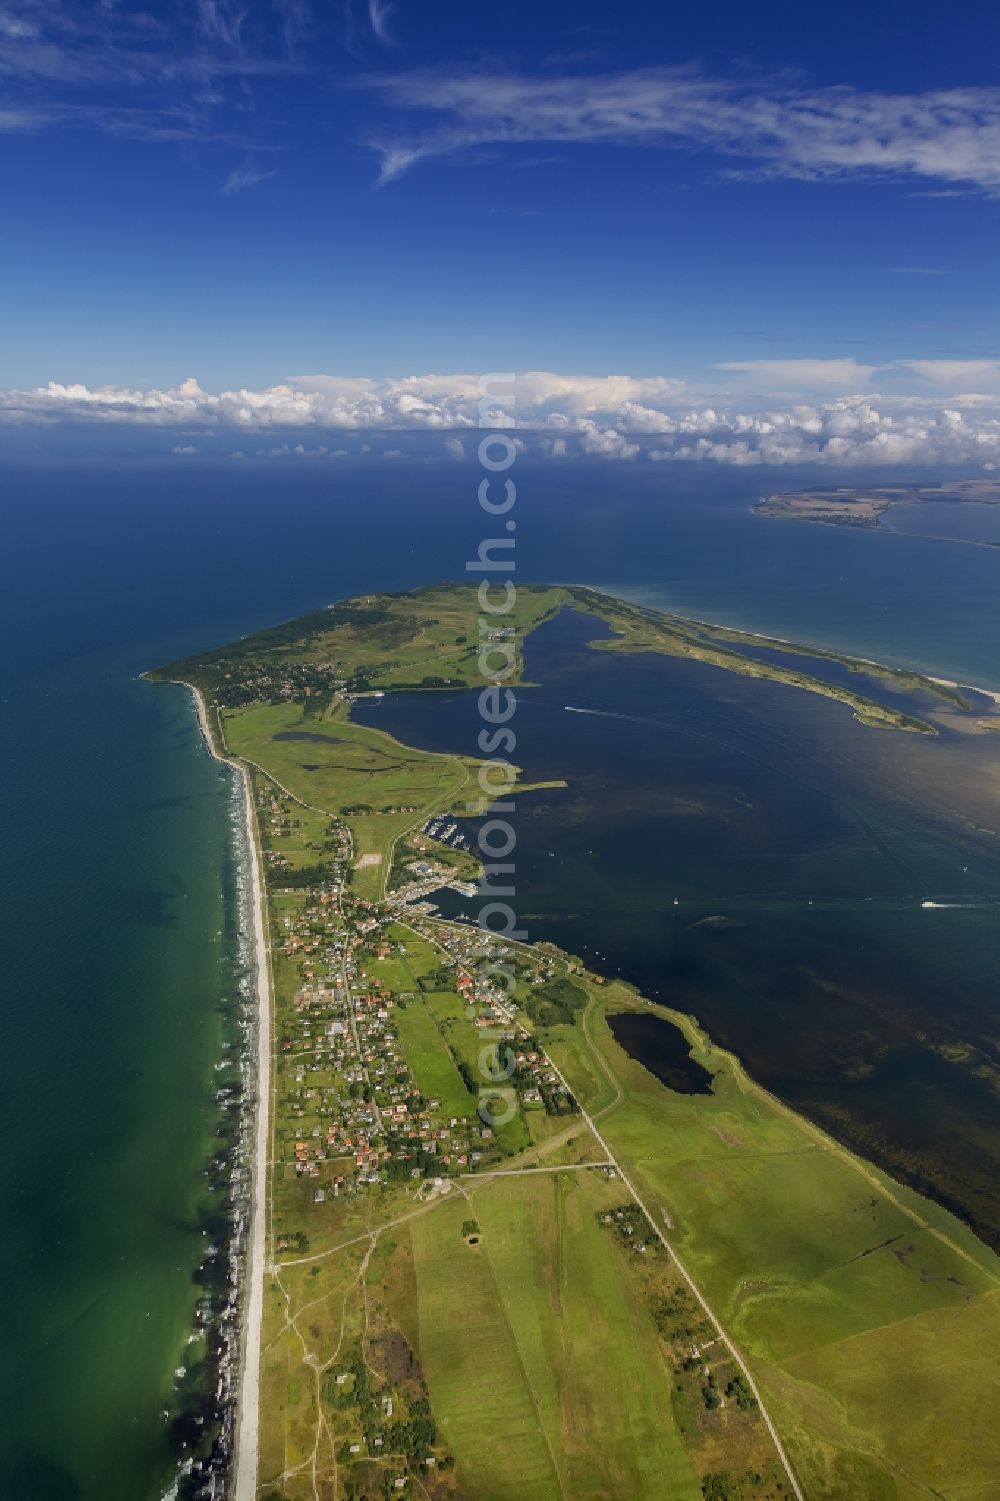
(1, 0, 999, 465)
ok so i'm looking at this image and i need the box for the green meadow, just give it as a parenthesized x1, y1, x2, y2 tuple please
(540, 980, 1000, 1500)
(366, 928, 478, 1119)
(223, 697, 477, 898)
(392, 1170, 702, 1501)
(392, 997, 476, 1118)
(157, 581, 570, 699)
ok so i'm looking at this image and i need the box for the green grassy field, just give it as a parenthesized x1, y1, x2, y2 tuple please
(366, 927, 481, 1121)
(392, 996, 477, 1117)
(398, 1170, 702, 1501)
(223, 698, 477, 898)
(259, 1168, 712, 1500)
(539, 981, 1000, 1500)
(255, 871, 788, 1501)
(157, 581, 570, 700)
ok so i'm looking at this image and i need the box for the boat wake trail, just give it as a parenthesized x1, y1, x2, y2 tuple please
(564, 705, 667, 730)
(920, 899, 1000, 909)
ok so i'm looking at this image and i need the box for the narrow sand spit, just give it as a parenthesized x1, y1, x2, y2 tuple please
(930, 674, 1000, 706)
(188, 686, 270, 1501)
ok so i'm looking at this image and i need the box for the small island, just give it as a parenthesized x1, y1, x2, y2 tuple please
(754, 479, 1000, 530)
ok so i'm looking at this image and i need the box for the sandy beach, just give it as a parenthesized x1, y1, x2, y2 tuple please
(188, 685, 270, 1501)
(930, 674, 1000, 706)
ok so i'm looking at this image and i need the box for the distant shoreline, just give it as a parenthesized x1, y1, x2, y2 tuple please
(578, 587, 1000, 705)
(752, 482, 1000, 551)
(185, 682, 271, 1501)
(930, 675, 1000, 706)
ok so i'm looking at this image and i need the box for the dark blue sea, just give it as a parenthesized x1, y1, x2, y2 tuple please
(2, 432, 1000, 1498)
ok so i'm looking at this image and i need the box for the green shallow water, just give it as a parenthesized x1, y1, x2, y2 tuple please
(0, 664, 237, 1501)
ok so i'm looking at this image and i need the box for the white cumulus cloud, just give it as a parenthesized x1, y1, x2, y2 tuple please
(576, 419, 640, 460)
(3, 369, 1000, 468)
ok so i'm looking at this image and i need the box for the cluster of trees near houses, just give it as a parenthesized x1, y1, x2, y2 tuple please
(323, 1344, 455, 1492)
(523, 974, 588, 1029)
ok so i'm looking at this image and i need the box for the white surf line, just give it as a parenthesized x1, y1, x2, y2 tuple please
(185, 685, 272, 1501)
(231, 759, 272, 1501)
(929, 675, 1000, 706)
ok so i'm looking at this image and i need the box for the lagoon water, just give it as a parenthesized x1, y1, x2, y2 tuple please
(606, 1013, 715, 1096)
(356, 605, 1000, 1244)
(3, 442, 1000, 1497)
(883, 498, 1000, 547)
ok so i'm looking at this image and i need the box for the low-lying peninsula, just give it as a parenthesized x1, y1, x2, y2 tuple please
(754, 479, 1000, 530)
(150, 583, 1000, 1501)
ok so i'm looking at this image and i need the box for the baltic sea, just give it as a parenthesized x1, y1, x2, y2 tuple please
(2, 443, 999, 1498)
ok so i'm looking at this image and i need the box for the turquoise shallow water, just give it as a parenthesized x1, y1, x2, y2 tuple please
(0, 658, 236, 1499)
(2, 449, 1000, 1498)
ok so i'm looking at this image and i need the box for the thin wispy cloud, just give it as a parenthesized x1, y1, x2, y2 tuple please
(196, 0, 246, 49)
(908, 188, 975, 199)
(0, 107, 45, 129)
(222, 162, 278, 194)
(0, 0, 302, 147)
(902, 359, 1000, 386)
(718, 359, 877, 388)
(367, 0, 394, 44)
(362, 68, 1000, 195)
(334, 0, 397, 56)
